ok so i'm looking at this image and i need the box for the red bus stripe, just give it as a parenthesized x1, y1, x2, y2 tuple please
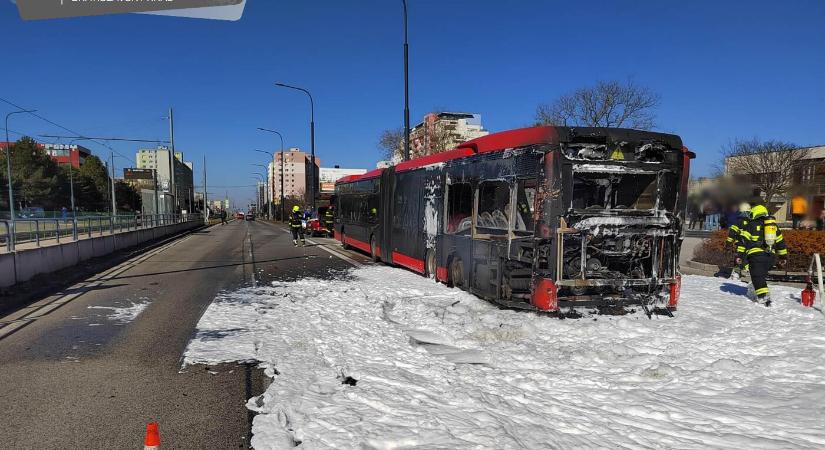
(345, 235, 372, 254)
(392, 251, 425, 274)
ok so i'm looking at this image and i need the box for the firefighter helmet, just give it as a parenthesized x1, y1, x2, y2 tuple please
(739, 202, 751, 213)
(750, 204, 768, 219)
(293, 205, 300, 212)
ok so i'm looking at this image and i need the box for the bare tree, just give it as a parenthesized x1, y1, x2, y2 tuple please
(377, 128, 404, 161)
(536, 80, 660, 130)
(722, 138, 810, 204)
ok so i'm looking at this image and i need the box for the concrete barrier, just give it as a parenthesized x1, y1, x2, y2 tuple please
(1, 220, 202, 289)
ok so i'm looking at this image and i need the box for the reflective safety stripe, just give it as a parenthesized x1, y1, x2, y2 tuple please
(747, 248, 764, 255)
(730, 225, 740, 232)
(755, 287, 770, 296)
(726, 237, 735, 243)
(775, 234, 784, 243)
(736, 246, 746, 253)
(777, 249, 789, 255)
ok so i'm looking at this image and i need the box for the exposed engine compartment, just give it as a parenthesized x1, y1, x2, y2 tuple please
(563, 233, 652, 280)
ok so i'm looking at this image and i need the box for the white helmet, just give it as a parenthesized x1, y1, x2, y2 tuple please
(739, 202, 751, 213)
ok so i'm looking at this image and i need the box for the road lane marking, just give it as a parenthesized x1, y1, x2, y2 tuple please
(307, 238, 363, 267)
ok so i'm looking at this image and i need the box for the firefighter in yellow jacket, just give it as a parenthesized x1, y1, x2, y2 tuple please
(737, 204, 788, 306)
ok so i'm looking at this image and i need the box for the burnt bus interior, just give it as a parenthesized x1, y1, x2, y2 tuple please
(335, 126, 693, 315)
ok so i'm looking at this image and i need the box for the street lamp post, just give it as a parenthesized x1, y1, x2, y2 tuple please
(251, 173, 266, 218)
(256, 128, 285, 221)
(251, 163, 272, 220)
(274, 83, 316, 210)
(59, 161, 77, 240)
(402, 0, 411, 161)
(4, 109, 37, 252)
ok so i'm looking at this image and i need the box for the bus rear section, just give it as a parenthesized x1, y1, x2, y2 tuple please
(531, 128, 693, 315)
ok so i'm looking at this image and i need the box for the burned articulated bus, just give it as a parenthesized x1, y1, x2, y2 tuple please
(335, 126, 694, 315)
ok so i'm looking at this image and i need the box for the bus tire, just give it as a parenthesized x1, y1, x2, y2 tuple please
(370, 235, 380, 262)
(425, 248, 436, 279)
(449, 257, 464, 288)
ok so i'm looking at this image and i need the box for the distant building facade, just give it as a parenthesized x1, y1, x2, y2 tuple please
(408, 112, 489, 161)
(267, 148, 320, 205)
(1, 142, 91, 168)
(136, 146, 195, 212)
(724, 145, 825, 223)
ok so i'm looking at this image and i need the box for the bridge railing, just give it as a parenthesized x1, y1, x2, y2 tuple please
(0, 213, 203, 252)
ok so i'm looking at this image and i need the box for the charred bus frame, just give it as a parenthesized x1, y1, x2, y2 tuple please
(335, 126, 694, 314)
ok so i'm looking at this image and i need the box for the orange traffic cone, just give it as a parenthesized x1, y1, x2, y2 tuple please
(144, 422, 160, 449)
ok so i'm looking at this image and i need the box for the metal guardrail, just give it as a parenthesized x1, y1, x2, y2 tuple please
(0, 214, 203, 252)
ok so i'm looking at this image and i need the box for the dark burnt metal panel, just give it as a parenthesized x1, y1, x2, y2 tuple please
(380, 168, 395, 262)
(391, 170, 425, 262)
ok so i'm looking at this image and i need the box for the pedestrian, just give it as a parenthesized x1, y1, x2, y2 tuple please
(290, 205, 306, 246)
(791, 194, 808, 229)
(60, 206, 68, 222)
(323, 205, 335, 235)
(738, 204, 789, 306)
(220, 209, 227, 225)
(726, 202, 751, 281)
(702, 200, 717, 231)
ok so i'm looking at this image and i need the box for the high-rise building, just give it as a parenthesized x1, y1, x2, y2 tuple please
(267, 148, 320, 205)
(408, 112, 489, 161)
(136, 146, 195, 212)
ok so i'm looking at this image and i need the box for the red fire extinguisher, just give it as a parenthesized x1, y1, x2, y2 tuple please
(801, 277, 816, 308)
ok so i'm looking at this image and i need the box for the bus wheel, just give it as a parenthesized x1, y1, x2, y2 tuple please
(370, 235, 380, 262)
(425, 249, 436, 279)
(449, 257, 464, 288)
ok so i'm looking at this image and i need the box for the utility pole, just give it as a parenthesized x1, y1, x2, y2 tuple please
(202, 155, 207, 223)
(110, 152, 117, 216)
(168, 107, 177, 212)
(402, 0, 411, 161)
(153, 168, 160, 220)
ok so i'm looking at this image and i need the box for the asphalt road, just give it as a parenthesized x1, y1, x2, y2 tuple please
(0, 219, 370, 449)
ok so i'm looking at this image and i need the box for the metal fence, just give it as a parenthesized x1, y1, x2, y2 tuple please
(0, 214, 203, 252)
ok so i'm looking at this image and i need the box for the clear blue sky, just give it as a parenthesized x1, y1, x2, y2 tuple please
(2, 0, 824, 207)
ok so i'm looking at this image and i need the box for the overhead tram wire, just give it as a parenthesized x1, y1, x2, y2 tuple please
(0, 96, 133, 162)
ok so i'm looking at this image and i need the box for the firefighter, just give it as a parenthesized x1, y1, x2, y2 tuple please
(289, 205, 306, 246)
(323, 206, 335, 235)
(738, 204, 789, 306)
(726, 202, 750, 281)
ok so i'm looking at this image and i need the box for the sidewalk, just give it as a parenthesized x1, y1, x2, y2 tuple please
(681, 259, 806, 289)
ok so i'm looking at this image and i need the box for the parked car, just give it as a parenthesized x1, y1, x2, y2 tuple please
(19, 207, 45, 218)
(307, 207, 331, 237)
(235, 212, 245, 220)
(245, 212, 255, 221)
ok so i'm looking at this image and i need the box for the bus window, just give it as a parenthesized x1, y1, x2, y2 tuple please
(445, 183, 472, 235)
(514, 179, 536, 234)
(476, 181, 510, 233)
(571, 173, 658, 211)
(367, 193, 379, 223)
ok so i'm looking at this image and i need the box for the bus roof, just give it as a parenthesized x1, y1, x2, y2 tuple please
(335, 126, 684, 184)
(337, 126, 558, 185)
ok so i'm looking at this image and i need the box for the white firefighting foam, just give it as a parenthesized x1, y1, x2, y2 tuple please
(184, 267, 825, 449)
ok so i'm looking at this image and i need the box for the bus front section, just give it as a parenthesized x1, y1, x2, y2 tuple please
(532, 128, 689, 316)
